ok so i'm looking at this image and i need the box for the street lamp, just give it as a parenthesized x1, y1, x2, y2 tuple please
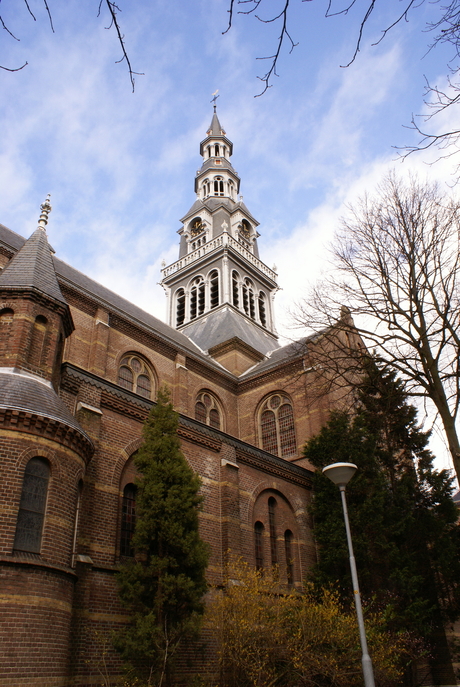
(322, 462, 375, 687)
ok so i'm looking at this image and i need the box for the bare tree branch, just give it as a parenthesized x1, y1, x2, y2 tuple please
(0, 0, 141, 90)
(294, 173, 460, 482)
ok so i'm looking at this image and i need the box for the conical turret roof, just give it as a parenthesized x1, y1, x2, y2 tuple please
(208, 111, 224, 136)
(0, 225, 67, 305)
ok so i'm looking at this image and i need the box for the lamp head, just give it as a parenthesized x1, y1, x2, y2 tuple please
(322, 462, 357, 487)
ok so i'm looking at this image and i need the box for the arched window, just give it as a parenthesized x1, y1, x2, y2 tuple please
(242, 279, 255, 319)
(213, 176, 224, 196)
(194, 391, 221, 429)
(232, 271, 240, 308)
(202, 179, 210, 198)
(118, 355, 153, 399)
(284, 530, 294, 585)
(228, 179, 234, 199)
(210, 270, 219, 309)
(29, 315, 48, 367)
(207, 145, 211, 159)
(214, 143, 219, 157)
(268, 497, 277, 565)
(259, 394, 297, 457)
(14, 457, 50, 553)
(239, 219, 251, 243)
(120, 483, 137, 557)
(258, 292, 267, 327)
(176, 289, 185, 326)
(254, 522, 264, 570)
(190, 276, 205, 320)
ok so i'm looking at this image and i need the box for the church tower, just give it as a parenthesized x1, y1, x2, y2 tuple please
(161, 108, 280, 374)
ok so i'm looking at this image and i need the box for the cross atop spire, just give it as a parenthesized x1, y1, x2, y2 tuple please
(38, 194, 52, 231)
(210, 89, 219, 112)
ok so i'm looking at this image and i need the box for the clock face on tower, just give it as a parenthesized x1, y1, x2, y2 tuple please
(191, 219, 204, 236)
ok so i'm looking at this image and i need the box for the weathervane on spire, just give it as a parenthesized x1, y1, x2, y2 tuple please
(211, 89, 219, 112)
(38, 194, 52, 231)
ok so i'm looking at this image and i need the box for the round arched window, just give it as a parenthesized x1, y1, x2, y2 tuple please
(259, 394, 296, 457)
(195, 391, 221, 430)
(118, 355, 153, 399)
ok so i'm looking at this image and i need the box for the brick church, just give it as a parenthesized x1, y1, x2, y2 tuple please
(0, 110, 347, 686)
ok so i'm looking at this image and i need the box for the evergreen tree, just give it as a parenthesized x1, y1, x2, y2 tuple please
(305, 362, 460, 681)
(114, 387, 209, 686)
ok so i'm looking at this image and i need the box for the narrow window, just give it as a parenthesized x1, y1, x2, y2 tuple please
(254, 522, 264, 570)
(190, 288, 197, 320)
(214, 144, 219, 156)
(118, 365, 133, 391)
(136, 374, 151, 398)
(120, 483, 137, 557)
(232, 271, 239, 307)
(207, 146, 211, 159)
(278, 404, 296, 457)
(242, 283, 249, 315)
(210, 270, 219, 309)
(195, 401, 207, 424)
(249, 291, 255, 319)
(268, 497, 277, 566)
(261, 410, 277, 454)
(176, 289, 185, 326)
(285, 530, 294, 585)
(259, 292, 267, 327)
(14, 457, 50, 553)
(198, 283, 205, 316)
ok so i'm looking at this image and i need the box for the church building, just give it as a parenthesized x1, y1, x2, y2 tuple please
(0, 110, 346, 686)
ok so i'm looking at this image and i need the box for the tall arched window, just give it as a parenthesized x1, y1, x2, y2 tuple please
(254, 522, 264, 570)
(268, 497, 277, 565)
(258, 292, 267, 327)
(228, 179, 235, 199)
(232, 271, 240, 308)
(176, 289, 185, 326)
(120, 483, 137, 557)
(213, 176, 224, 196)
(214, 143, 220, 156)
(284, 530, 294, 585)
(202, 179, 210, 198)
(194, 391, 221, 429)
(118, 355, 153, 399)
(209, 270, 219, 309)
(14, 457, 50, 553)
(242, 279, 255, 319)
(259, 394, 297, 457)
(190, 276, 205, 319)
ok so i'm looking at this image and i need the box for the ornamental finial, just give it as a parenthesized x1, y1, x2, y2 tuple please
(38, 194, 52, 230)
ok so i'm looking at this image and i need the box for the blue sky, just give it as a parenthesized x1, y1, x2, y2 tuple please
(1, 0, 458, 478)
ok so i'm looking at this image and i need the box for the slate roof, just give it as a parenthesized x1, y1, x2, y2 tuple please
(0, 226, 66, 305)
(181, 307, 280, 356)
(0, 223, 234, 376)
(0, 369, 91, 440)
(0, 222, 311, 380)
(209, 112, 224, 136)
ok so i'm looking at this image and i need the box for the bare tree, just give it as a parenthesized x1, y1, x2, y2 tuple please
(295, 172, 460, 483)
(0, 0, 142, 90)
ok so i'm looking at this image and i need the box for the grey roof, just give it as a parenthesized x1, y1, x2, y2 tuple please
(0, 226, 67, 305)
(0, 369, 91, 440)
(181, 197, 258, 225)
(180, 307, 279, 356)
(0, 223, 234, 376)
(209, 112, 224, 137)
(199, 157, 237, 174)
(240, 335, 317, 379)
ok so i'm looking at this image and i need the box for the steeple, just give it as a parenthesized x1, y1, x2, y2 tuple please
(0, 197, 74, 383)
(161, 109, 280, 374)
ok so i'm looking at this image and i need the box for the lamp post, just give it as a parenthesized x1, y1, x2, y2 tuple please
(322, 462, 375, 687)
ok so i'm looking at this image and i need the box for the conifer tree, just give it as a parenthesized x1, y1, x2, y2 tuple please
(305, 362, 460, 682)
(114, 387, 209, 686)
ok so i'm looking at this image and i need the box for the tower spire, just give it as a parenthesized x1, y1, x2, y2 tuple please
(37, 194, 52, 232)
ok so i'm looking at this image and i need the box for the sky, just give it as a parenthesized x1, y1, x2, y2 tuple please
(1, 0, 459, 481)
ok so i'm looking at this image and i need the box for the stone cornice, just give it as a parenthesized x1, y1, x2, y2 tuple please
(0, 406, 93, 460)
